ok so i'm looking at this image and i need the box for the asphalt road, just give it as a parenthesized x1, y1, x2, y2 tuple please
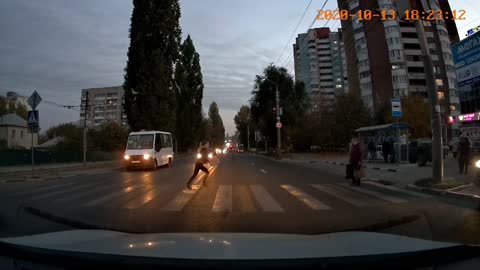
(1, 153, 480, 244)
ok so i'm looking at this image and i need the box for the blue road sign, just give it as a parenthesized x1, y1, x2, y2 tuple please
(27, 110, 39, 129)
(391, 99, 402, 118)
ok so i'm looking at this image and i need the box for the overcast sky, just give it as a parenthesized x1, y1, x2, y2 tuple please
(0, 0, 478, 135)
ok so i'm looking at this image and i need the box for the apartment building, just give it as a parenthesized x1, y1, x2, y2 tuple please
(337, 0, 460, 137)
(80, 86, 127, 129)
(294, 27, 349, 106)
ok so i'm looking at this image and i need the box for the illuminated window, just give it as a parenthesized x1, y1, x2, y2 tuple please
(437, 92, 444, 99)
(436, 79, 443, 87)
(450, 105, 456, 111)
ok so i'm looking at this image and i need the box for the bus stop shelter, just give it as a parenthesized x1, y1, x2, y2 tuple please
(355, 123, 411, 162)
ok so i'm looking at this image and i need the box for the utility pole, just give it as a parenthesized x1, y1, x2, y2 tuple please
(275, 84, 281, 159)
(415, 20, 443, 182)
(83, 91, 89, 166)
(247, 125, 250, 152)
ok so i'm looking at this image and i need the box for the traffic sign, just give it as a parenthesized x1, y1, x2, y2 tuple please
(27, 110, 39, 129)
(27, 90, 42, 109)
(276, 122, 283, 129)
(391, 99, 402, 118)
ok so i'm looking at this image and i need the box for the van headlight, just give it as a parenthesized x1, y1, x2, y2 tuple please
(208, 153, 213, 159)
(124, 155, 130, 160)
(196, 153, 202, 159)
(143, 154, 150, 160)
(475, 160, 480, 168)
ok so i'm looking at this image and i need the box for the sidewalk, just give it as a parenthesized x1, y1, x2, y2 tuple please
(0, 160, 120, 174)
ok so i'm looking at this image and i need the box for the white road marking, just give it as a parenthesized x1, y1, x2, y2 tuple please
(249, 185, 284, 212)
(13, 182, 74, 196)
(124, 185, 156, 209)
(260, 169, 267, 174)
(29, 182, 99, 201)
(339, 183, 407, 203)
(54, 183, 117, 203)
(161, 185, 201, 211)
(281, 185, 331, 210)
(311, 184, 370, 207)
(363, 181, 433, 199)
(212, 185, 232, 212)
(84, 185, 138, 207)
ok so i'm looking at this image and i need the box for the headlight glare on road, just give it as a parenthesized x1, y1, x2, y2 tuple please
(143, 153, 150, 160)
(208, 153, 213, 159)
(197, 153, 202, 159)
(475, 160, 480, 168)
(124, 155, 130, 160)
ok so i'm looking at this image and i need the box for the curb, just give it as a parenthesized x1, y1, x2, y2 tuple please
(406, 184, 480, 205)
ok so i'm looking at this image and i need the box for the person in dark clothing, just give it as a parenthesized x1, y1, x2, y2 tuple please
(457, 137, 471, 175)
(382, 140, 389, 163)
(389, 137, 396, 163)
(187, 141, 210, 189)
(349, 137, 362, 186)
(368, 141, 376, 163)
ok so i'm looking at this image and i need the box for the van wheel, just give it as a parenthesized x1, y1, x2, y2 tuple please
(167, 158, 172, 167)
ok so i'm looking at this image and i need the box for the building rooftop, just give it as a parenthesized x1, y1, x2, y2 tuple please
(0, 113, 27, 128)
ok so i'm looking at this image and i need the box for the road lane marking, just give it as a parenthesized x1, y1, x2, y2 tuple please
(339, 183, 407, 203)
(249, 185, 284, 212)
(236, 185, 256, 212)
(363, 181, 433, 199)
(29, 182, 99, 201)
(54, 183, 117, 203)
(281, 185, 331, 210)
(311, 184, 370, 207)
(84, 185, 138, 207)
(123, 185, 156, 209)
(13, 182, 74, 196)
(161, 185, 201, 211)
(260, 169, 267, 174)
(212, 185, 232, 212)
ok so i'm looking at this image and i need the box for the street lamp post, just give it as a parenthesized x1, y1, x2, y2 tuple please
(265, 78, 281, 159)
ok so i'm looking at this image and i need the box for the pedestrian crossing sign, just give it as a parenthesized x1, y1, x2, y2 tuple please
(27, 110, 39, 129)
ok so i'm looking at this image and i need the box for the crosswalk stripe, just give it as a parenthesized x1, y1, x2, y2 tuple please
(339, 183, 408, 203)
(281, 185, 331, 210)
(14, 182, 74, 196)
(29, 182, 99, 201)
(212, 185, 232, 212)
(363, 181, 433, 199)
(236, 185, 256, 212)
(123, 185, 156, 209)
(311, 184, 370, 207)
(54, 183, 118, 203)
(161, 185, 201, 211)
(84, 185, 138, 207)
(249, 185, 284, 212)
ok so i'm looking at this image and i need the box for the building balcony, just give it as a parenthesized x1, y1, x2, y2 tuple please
(406, 61, 424, 67)
(404, 49, 422, 56)
(408, 73, 426, 80)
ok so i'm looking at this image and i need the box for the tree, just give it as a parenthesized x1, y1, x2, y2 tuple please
(123, 0, 181, 132)
(250, 65, 308, 150)
(45, 123, 83, 152)
(174, 35, 204, 151)
(332, 94, 373, 146)
(207, 102, 225, 148)
(382, 95, 431, 139)
(89, 121, 129, 152)
(0, 97, 7, 116)
(7, 100, 15, 114)
(15, 103, 27, 120)
(234, 105, 251, 147)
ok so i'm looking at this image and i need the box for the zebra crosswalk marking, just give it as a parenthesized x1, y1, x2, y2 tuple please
(281, 185, 331, 210)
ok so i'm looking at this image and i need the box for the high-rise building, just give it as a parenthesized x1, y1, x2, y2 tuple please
(337, 0, 460, 136)
(294, 27, 348, 106)
(80, 86, 127, 129)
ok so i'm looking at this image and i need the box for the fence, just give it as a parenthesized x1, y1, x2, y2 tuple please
(0, 149, 120, 166)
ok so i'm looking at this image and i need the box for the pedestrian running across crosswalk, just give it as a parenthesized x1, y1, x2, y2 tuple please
(9, 179, 431, 213)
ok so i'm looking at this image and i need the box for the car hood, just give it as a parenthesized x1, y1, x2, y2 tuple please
(0, 230, 461, 260)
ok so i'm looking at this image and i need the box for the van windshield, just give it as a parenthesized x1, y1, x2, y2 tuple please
(126, 134, 154, 150)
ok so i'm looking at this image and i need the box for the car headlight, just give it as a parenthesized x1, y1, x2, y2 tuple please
(475, 160, 480, 168)
(196, 153, 202, 159)
(222, 149, 227, 154)
(143, 154, 150, 160)
(124, 155, 130, 160)
(208, 153, 213, 159)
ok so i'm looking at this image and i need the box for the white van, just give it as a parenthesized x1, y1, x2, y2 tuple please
(124, 131, 174, 170)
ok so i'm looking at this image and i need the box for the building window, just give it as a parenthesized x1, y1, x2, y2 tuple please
(336, 84, 342, 89)
(11, 129, 15, 139)
(436, 79, 443, 87)
(389, 50, 401, 57)
(437, 92, 444, 100)
(20, 130, 23, 138)
(391, 64, 404, 70)
(360, 71, 370, 78)
(450, 105, 456, 111)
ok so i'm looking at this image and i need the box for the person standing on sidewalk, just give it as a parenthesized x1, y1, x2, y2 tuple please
(457, 137, 471, 175)
(382, 140, 389, 163)
(349, 137, 363, 185)
(368, 141, 376, 163)
(187, 141, 210, 189)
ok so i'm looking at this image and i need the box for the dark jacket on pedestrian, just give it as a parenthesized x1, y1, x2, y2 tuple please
(458, 138, 471, 161)
(349, 144, 362, 168)
(382, 141, 389, 154)
(198, 147, 209, 164)
(368, 141, 375, 151)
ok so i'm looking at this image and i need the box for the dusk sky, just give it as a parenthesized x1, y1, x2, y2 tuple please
(0, 0, 478, 135)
